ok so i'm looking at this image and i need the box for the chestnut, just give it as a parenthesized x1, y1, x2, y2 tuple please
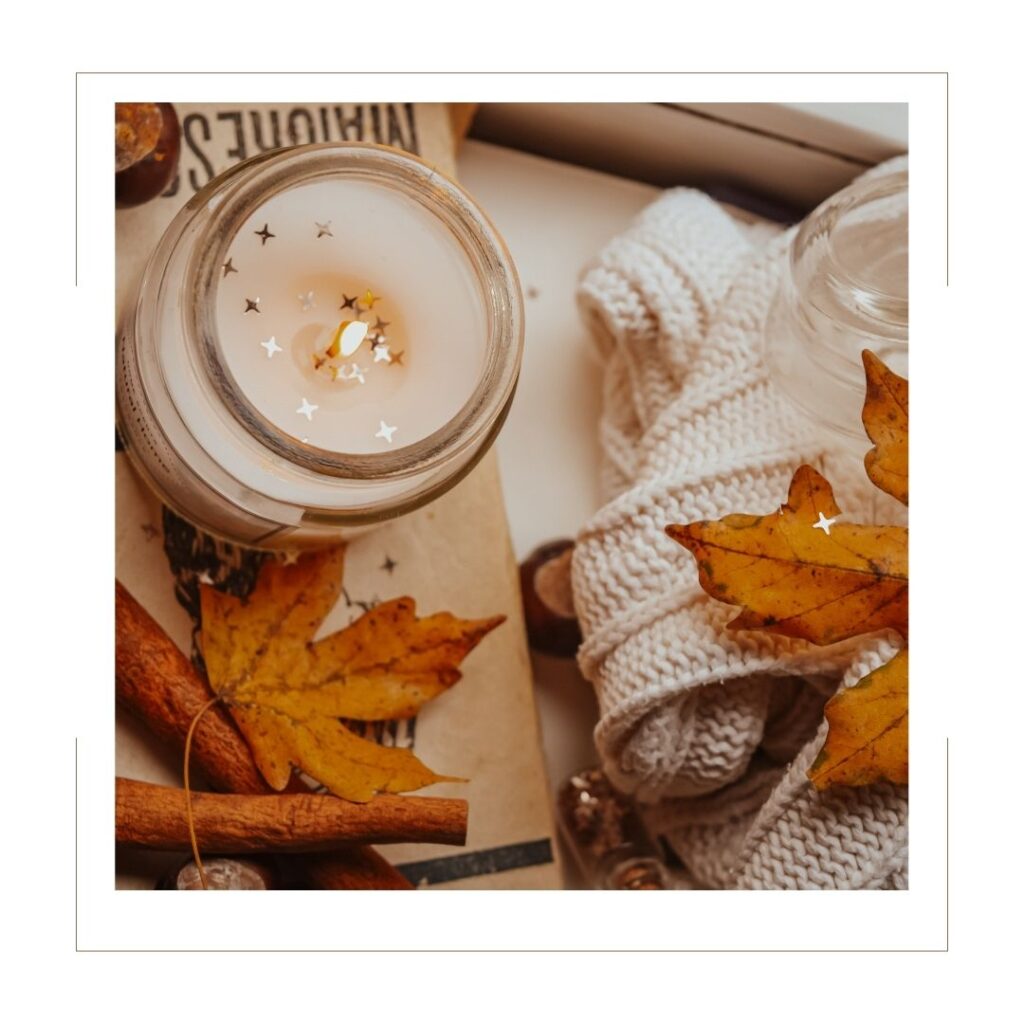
(157, 856, 278, 890)
(115, 102, 180, 208)
(519, 539, 582, 657)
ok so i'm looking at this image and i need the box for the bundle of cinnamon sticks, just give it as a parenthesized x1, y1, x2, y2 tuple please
(115, 581, 468, 889)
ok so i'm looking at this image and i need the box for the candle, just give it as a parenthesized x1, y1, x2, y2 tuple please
(214, 178, 487, 454)
(117, 144, 522, 547)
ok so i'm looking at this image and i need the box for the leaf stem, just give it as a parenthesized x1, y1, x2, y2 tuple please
(183, 697, 221, 891)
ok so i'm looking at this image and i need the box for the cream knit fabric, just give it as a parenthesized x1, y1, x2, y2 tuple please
(572, 161, 908, 889)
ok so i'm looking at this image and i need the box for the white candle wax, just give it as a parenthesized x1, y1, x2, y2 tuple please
(213, 178, 487, 454)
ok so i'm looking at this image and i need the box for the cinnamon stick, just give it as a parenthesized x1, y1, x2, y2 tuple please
(116, 580, 293, 795)
(115, 581, 422, 888)
(117, 777, 468, 852)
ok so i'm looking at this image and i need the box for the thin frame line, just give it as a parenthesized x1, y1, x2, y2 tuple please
(83, 72, 946, 950)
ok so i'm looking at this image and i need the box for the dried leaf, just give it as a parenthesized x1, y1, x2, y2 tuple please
(200, 547, 505, 802)
(862, 349, 909, 506)
(664, 351, 910, 790)
(808, 649, 908, 789)
(666, 465, 907, 646)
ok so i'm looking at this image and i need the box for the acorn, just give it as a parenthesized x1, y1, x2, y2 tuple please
(519, 539, 582, 657)
(115, 103, 180, 208)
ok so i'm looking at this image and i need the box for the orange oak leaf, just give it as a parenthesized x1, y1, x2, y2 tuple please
(666, 465, 907, 646)
(862, 349, 909, 506)
(808, 648, 908, 789)
(199, 546, 505, 803)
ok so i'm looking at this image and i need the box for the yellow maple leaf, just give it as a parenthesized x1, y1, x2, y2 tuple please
(667, 466, 907, 646)
(862, 350, 909, 506)
(199, 546, 505, 802)
(808, 649, 908, 788)
(666, 350, 909, 789)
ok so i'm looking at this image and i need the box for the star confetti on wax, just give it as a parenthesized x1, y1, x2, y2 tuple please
(373, 316, 391, 331)
(297, 398, 319, 421)
(390, 350, 405, 367)
(244, 297, 260, 313)
(261, 336, 282, 358)
(255, 224, 276, 245)
(315, 221, 333, 238)
(298, 290, 316, 311)
(222, 258, 238, 277)
(381, 555, 398, 574)
(375, 420, 397, 443)
(373, 344, 392, 364)
(362, 289, 381, 309)
(340, 293, 359, 311)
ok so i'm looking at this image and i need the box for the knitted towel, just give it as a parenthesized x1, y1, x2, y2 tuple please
(572, 161, 908, 890)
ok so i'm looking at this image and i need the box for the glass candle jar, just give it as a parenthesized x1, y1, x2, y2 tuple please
(764, 167, 907, 447)
(117, 143, 523, 547)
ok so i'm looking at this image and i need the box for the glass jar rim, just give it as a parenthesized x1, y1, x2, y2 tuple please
(790, 167, 908, 338)
(183, 142, 522, 482)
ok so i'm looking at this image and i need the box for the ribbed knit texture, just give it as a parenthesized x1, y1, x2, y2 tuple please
(572, 161, 908, 889)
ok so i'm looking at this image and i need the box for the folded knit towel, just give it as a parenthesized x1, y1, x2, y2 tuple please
(572, 159, 908, 890)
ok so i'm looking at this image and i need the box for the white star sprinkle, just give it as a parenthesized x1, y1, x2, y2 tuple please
(348, 363, 366, 384)
(297, 397, 318, 421)
(375, 420, 397, 443)
(260, 335, 282, 358)
(373, 343, 392, 364)
(298, 290, 315, 311)
(812, 511, 839, 536)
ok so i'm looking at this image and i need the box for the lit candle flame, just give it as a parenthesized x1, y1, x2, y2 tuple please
(326, 319, 369, 359)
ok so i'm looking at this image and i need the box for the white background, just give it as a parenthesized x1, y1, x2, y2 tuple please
(3, 2, 1020, 1018)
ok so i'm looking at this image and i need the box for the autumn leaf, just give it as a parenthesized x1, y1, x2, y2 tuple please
(808, 649, 908, 789)
(666, 465, 907, 645)
(666, 351, 909, 790)
(199, 547, 505, 802)
(862, 349, 909, 506)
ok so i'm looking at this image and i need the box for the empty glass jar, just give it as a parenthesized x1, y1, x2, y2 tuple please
(764, 166, 908, 447)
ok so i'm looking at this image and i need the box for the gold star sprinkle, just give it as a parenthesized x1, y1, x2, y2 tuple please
(362, 289, 381, 309)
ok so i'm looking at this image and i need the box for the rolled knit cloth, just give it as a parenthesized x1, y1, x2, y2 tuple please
(572, 159, 908, 890)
